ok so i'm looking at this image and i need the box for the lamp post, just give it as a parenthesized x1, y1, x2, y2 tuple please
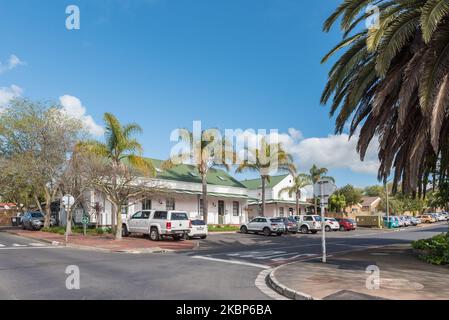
(384, 177, 393, 228)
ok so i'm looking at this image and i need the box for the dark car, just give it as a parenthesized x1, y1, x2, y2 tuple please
(274, 217, 298, 234)
(335, 218, 357, 231)
(21, 212, 56, 230)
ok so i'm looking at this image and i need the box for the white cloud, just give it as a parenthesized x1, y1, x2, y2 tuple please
(234, 128, 380, 176)
(59, 95, 104, 136)
(0, 55, 25, 74)
(0, 85, 23, 110)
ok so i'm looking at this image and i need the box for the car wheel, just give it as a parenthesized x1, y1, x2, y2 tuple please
(300, 226, 309, 234)
(325, 226, 331, 232)
(122, 225, 129, 237)
(173, 235, 182, 241)
(149, 227, 160, 241)
(339, 226, 346, 231)
(263, 228, 271, 237)
(240, 226, 248, 234)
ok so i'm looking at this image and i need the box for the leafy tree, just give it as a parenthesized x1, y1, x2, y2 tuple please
(278, 173, 312, 215)
(329, 193, 346, 213)
(364, 185, 384, 197)
(78, 113, 156, 240)
(338, 184, 363, 206)
(309, 164, 334, 214)
(322, 0, 449, 194)
(237, 137, 296, 216)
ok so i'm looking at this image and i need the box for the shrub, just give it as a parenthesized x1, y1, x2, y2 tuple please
(412, 233, 449, 265)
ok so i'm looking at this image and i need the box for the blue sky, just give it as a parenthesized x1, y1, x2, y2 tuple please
(0, 0, 381, 188)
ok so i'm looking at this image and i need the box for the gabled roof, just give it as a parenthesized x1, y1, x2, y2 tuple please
(240, 175, 289, 190)
(148, 159, 247, 189)
(361, 196, 381, 207)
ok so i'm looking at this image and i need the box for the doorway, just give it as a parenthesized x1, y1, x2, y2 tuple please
(218, 200, 225, 224)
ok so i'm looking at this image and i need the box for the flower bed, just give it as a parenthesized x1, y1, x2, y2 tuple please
(412, 233, 449, 266)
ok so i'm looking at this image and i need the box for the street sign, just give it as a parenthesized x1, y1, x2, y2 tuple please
(81, 215, 90, 225)
(62, 194, 75, 208)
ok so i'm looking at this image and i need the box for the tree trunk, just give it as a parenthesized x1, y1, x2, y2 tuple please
(111, 202, 116, 234)
(115, 202, 123, 241)
(44, 195, 52, 228)
(202, 173, 208, 224)
(261, 176, 266, 217)
(65, 207, 72, 242)
(296, 191, 300, 216)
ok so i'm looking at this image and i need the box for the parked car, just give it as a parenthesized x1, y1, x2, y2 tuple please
(383, 216, 399, 228)
(407, 216, 419, 226)
(123, 210, 191, 241)
(417, 214, 436, 224)
(430, 213, 441, 222)
(323, 217, 340, 232)
(186, 219, 208, 240)
(435, 213, 447, 221)
(292, 215, 322, 234)
(21, 212, 56, 230)
(335, 218, 357, 231)
(399, 216, 412, 227)
(274, 217, 298, 234)
(240, 217, 285, 236)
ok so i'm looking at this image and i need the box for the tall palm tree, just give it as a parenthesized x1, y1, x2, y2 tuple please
(322, 0, 449, 195)
(236, 138, 296, 216)
(78, 113, 155, 240)
(309, 165, 334, 214)
(163, 129, 235, 224)
(278, 173, 312, 216)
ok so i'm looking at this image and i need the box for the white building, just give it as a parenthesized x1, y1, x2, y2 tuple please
(241, 174, 313, 219)
(84, 159, 249, 226)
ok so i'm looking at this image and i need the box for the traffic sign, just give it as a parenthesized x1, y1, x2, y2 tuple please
(62, 194, 75, 208)
(81, 215, 90, 225)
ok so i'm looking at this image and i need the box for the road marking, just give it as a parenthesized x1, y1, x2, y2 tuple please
(29, 243, 46, 247)
(0, 246, 63, 251)
(192, 256, 270, 269)
(12, 244, 27, 247)
(0, 244, 5, 247)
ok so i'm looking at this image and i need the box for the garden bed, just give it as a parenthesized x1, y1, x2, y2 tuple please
(412, 233, 449, 266)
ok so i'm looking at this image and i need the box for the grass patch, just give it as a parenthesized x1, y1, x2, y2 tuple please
(41, 226, 112, 236)
(412, 233, 449, 266)
(208, 225, 240, 233)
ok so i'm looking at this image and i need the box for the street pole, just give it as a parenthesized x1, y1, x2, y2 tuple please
(320, 182, 326, 263)
(385, 181, 390, 228)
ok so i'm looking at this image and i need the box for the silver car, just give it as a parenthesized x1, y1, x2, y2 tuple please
(240, 217, 286, 236)
(21, 212, 56, 230)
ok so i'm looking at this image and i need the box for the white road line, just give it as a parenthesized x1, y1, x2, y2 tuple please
(12, 244, 27, 247)
(29, 243, 46, 247)
(0, 246, 63, 251)
(192, 256, 270, 269)
(0, 244, 5, 247)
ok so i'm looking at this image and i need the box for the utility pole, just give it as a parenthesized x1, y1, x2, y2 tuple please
(320, 181, 326, 263)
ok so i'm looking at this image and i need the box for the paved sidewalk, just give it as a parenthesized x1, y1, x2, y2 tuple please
(269, 245, 449, 300)
(7, 229, 196, 253)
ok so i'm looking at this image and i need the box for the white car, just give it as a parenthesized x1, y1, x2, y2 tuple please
(292, 215, 322, 234)
(323, 217, 340, 232)
(187, 220, 208, 240)
(123, 210, 191, 241)
(240, 217, 285, 236)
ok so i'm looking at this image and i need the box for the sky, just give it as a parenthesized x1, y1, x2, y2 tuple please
(0, 0, 381, 188)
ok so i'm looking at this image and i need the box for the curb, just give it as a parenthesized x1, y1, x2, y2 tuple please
(266, 267, 315, 300)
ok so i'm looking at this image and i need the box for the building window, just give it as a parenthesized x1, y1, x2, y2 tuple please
(289, 208, 294, 216)
(142, 199, 152, 210)
(199, 199, 204, 214)
(279, 207, 284, 217)
(233, 201, 240, 216)
(166, 198, 175, 211)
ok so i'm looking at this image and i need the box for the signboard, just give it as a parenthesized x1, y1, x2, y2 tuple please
(313, 179, 337, 198)
(81, 215, 90, 225)
(62, 194, 75, 208)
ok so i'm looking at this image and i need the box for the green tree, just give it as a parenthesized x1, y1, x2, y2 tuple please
(278, 173, 312, 215)
(364, 185, 384, 197)
(329, 193, 346, 213)
(322, 0, 449, 194)
(338, 184, 363, 207)
(78, 113, 156, 240)
(237, 137, 296, 216)
(309, 165, 334, 214)
(163, 128, 235, 224)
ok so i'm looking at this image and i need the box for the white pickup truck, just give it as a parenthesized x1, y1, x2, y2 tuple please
(122, 210, 191, 241)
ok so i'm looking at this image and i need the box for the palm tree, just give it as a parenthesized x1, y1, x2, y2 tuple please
(309, 165, 334, 214)
(322, 0, 449, 195)
(163, 129, 235, 224)
(278, 173, 312, 216)
(236, 138, 296, 216)
(77, 113, 155, 240)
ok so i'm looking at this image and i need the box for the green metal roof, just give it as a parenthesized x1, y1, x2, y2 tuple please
(240, 175, 289, 190)
(147, 159, 247, 189)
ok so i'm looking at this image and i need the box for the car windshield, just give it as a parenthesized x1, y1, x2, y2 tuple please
(171, 212, 188, 220)
(31, 212, 44, 218)
(348, 219, 355, 223)
(314, 216, 322, 222)
(270, 218, 284, 223)
(192, 220, 206, 226)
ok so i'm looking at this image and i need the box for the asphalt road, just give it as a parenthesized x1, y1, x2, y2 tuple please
(0, 222, 447, 300)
